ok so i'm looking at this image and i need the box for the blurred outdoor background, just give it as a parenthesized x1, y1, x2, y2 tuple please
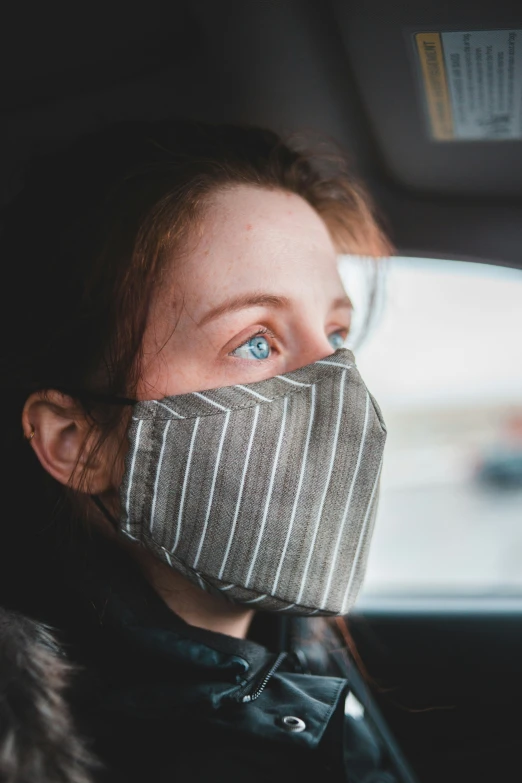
(340, 256, 522, 599)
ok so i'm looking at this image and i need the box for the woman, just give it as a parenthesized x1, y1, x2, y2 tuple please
(0, 121, 415, 782)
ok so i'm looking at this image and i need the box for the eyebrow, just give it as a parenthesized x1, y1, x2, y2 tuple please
(197, 292, 352, 327)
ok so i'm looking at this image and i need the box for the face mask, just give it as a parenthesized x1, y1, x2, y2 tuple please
(119, 348, 386, 616)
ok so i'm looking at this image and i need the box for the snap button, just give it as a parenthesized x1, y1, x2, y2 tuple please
(281, 715, 306, 733)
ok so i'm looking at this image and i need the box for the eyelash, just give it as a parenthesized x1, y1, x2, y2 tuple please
(247, 326, 271, 340)
(232, 325, 348, 357)
(232, 327, 274, 353)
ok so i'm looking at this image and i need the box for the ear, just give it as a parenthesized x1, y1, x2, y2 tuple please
(22, 391, 113, 494)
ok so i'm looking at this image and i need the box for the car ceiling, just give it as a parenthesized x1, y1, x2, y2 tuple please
(1, 0, 521, 269)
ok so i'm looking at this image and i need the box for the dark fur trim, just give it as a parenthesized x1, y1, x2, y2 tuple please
(0, 608, 95, 783)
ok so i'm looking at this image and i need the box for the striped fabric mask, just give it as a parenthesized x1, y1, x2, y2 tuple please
(120, 348, 386, 616)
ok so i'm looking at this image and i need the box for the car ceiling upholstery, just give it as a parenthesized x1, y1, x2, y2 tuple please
(1, 0, 521, 269)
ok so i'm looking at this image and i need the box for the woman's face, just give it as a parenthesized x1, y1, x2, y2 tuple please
(138, 185, 352, 401)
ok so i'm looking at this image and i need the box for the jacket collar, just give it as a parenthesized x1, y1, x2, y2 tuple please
(65, 535, 347, 752)
(73, 536, 272, 688)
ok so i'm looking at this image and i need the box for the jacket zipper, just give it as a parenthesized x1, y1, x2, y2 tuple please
(238, 651, 287, 703)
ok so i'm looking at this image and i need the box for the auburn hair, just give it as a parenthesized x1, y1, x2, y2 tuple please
(0, 119, 390, 614)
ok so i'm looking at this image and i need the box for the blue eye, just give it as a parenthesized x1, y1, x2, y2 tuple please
(328, 331, 345, 350)
(231, 333, 272, 360)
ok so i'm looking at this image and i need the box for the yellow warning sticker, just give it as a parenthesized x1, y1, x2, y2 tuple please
(415, 30, 522, 141)
(415, 33, 454, 140)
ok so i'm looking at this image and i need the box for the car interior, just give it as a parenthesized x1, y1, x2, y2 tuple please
(2, 2, 521, 781)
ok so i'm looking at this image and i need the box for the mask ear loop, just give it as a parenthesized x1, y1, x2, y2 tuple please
(57, 390, 139, 407)
(90, 494, 120, 532)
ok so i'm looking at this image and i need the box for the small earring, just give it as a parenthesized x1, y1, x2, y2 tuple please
(26, 428, 35, 442)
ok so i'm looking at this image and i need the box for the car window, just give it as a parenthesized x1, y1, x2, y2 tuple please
(339, 256, 522, 602)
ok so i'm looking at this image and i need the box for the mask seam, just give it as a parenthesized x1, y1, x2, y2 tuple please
(366, 390, 387, 435)
(133, 368, 355, 422)
(123, 529, 339, 615)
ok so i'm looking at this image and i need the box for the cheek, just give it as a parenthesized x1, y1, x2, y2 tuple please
(138, 317, 187, 398)
(137, 348, 212, 399)
(138, 309, 227, 398)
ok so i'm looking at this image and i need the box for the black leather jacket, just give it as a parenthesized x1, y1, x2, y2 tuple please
(58, 539, 417, 783)
(0, 536, 417, 783)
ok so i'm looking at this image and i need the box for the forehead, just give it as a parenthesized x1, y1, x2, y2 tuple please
(150, 186, 347, 331)
(172, 185, 339, 296)
(201, 185, 336, 256)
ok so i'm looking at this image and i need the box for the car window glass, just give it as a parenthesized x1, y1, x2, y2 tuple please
(339, 256, 522, 600)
